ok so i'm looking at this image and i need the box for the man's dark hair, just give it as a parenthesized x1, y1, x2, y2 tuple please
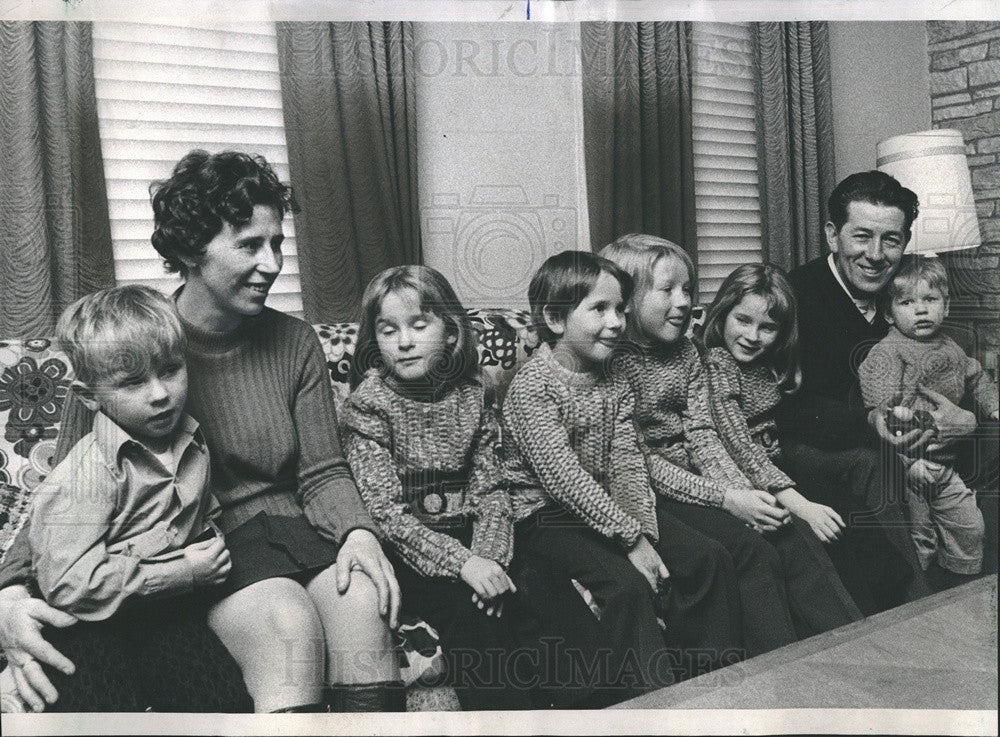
(827, 170, 919, 236)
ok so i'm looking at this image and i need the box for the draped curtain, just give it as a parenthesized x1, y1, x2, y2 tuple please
(0, 22, 115, 337)
(751, 22, 836, 272)
(580, 22, 697, 263)
(276, 22, 421, 323)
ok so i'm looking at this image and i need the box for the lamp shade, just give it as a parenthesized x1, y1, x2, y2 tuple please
(876, 129, 981, 255)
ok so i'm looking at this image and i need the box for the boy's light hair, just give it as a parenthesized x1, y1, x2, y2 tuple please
(599, 233, 697, 343)
(885, 254, 950, 305)
(56, 285, 186, 386)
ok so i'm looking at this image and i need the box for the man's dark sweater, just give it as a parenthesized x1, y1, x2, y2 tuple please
(776, 256, 890, 450)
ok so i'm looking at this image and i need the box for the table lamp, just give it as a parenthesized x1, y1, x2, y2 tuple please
(876, 129, 981, 256)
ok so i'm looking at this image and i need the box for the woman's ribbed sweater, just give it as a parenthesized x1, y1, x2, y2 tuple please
(340, 373, 514, 579)
(180, 308, 376, 542)
(703, 346, 796, 493)
(613, 338, 753, 507)
(500, 345, 657, 550)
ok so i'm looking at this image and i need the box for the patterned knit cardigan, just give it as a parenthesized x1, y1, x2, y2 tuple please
(340, 373, 514, 579)
(702, 346, 796, 493)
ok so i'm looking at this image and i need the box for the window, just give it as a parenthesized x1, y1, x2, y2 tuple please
(690, 22, 762, 303)
(92, 21, 303, 317)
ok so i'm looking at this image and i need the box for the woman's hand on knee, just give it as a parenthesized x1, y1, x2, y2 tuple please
(335, 529, 401, 629)
(0, 588, 77, 711)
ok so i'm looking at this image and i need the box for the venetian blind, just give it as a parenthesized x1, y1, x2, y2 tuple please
(690, 22, 762, 303)
(92, 21, 303, 317)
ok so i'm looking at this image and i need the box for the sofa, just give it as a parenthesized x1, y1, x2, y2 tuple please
(0, 305, 706, 712)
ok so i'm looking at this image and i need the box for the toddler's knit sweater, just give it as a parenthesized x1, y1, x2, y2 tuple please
(613, 338, 753, 507)
(703, 346, 797, 493)
(859, 326, 999, 417)
(341, 373, 513, 579)
(500, 345, 657, 549)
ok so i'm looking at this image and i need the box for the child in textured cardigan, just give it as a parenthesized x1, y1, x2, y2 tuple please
(502, 251, 742, 691)
(602, 236, 860, 657)
(340, 265, 619, 709)
(859, 255, 995, 582)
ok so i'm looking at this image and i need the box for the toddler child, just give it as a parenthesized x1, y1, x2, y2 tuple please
(602, 236, 860, 657)
(502, 250, 742, 691)
(341, 265, 616, 709)
(26, 285, 248, 712)
(859, 254, 995, 579)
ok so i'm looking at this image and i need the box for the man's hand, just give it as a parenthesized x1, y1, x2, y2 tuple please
(868, 397, 936, 455)
(460, 556, 516, 617)
(722, 488, 790, 531)
(627, 536, 669, 591)
(335, 529, 401, 629)
(906, 458, 945, 497)
(918, 385, 976, 451)
(0, 587, 76, 712)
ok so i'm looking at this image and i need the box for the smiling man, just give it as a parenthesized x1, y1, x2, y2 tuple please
(774, 171, 931, 614)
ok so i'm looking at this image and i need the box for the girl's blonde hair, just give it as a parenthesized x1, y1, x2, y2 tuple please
(351, 265, 479, 389)
(700, 264, 801, 394)
(599, 233, 697, 344)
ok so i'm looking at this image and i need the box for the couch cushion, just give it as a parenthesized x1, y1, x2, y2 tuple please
(0, 340, 72, 495)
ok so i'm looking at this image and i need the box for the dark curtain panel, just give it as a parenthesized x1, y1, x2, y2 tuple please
(276, 22, 420, 323)
(581, 22, 697, 263)
(0, 22, 115, 337)
(752, 22, 836, 272)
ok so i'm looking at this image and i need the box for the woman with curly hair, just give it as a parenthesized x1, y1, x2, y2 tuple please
(0, 151, 403, 713)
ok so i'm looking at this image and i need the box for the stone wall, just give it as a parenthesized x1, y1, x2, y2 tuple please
(928, 21, 1000, 376)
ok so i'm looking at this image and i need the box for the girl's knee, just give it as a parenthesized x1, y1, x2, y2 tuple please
(732, 532, 782, 576)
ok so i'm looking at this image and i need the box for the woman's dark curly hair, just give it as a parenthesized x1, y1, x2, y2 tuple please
(149, 150, 294, 277)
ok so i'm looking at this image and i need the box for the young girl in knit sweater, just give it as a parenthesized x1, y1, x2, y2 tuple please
(502, 251, 742, 691)
(601, 236, 861, 657)
(341, 265, 617, 710)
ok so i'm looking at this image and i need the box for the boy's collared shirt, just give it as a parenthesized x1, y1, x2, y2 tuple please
(29, 411, 219, 621)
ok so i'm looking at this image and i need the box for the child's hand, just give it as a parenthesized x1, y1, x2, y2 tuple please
(626, 536, 669, 592)
(183, 535, 232, 587)
(796, 501, 845, 543)
(907, 458, 944, 497)
(460, 556, 516, 617)
(991, 410, 998, 421)
(722, 488, 790, 531)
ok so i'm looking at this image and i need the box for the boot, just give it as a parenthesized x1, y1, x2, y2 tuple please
(324, 681, 407, 712)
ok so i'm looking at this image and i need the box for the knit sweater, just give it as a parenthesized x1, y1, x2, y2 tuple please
(179, 308, 376, 540)
(777, 256, 889, 449)
(703, 346, 797, 493)
(0, 307, 377, 589)
(859, 326, 999, 417)
(501, 344, 657, 549)
(613, 339, 753, 508)
(340, 373, 513, 579)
